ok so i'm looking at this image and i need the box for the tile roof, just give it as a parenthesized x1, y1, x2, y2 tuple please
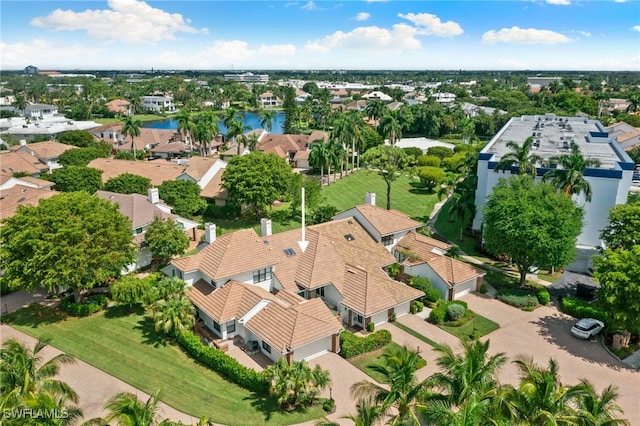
(116, 128, 180, 151)
(96, 190, 174, 229)
(257, 131, 328, 159)
(187, 280, 277, 323)
(172, 228, 275, 280)
(88, 158, 185, 186)
(246, 297, 342, 353)
(199, 168, 227, 200)
(16, 176, 55, 189)
(0, 151, 48, 175)
(349, 204, 422, 236)
(0, 185, 59, 220)
(149, 142, 191, 154)
(9, 141, 77, 159)
(182, 156, 219, 181)
(395, 232, 485, 287)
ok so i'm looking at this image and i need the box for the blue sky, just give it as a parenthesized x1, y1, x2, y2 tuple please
(1, 0, 639, 71)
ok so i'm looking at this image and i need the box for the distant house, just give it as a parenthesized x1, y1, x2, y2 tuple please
(362, 91, 393, 102)
(141, 95, 176, 113)
(105, 99, 132, 116)
(0, 175, 54, 191)
(178, 157, 227, 204)
(0, 151, 51, 176)
(88, 158, 186, 186)
(97, 189, 198, 272)
(149, 142, 192, 159)
(9, 140, 77, 170)
(91, 123, 181, 153)
(258, 92, 282, 108)
(432, 93, 456, 106)
(458, 102, 506, 118)
(256, 130, 328, 167)
(393, 232, 485, 300)
(23, 103, 58, 119)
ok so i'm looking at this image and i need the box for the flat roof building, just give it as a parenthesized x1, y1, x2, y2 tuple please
(473, 114, 635, 272)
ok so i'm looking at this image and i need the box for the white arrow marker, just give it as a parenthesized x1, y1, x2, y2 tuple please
(298, 186, 309, 253)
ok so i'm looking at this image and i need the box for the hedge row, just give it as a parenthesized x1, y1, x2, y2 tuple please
(498, 293, 539, 309)
(560, 297, 609, 325)
(176, 331, 268, 394)
(340, 329, 392, 358)
(59, 294, 108, 317)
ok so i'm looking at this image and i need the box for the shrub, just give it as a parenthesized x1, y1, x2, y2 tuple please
(410, 304, 418, 314)
(322, 399, 335, 413)
(418, 155, 441, 167)
(428, 300, 448, 324)
(425, 288, 441, 304)
(204, 203, 240, 220)
(561, 297, 609, 324)
(414, 301, 424, 312)
(387, 263, 400, 278)
(479, 284, 488, 294)
(339, 330, 392, 358)
(447, 303, 466, 321)
(536, 288, 551, 305)
(59, 294, 108, 317)
(366, 322, 375, 332)
(176, 331, 268, 394)
(498, 293, 538, 309)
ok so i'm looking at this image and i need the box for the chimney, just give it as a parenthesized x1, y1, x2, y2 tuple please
(365, 192, 376, 206)
(260, 218, 272, 237)
(148, 188, 159, 204)
(19, 139, 27, 146)
(204, 222, 216, 243)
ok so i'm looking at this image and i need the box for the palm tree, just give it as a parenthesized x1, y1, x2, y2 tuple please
(309, 140, 330, 185)
(258, 108, 276, 132)
(351, 345, 428, 425)
(493, 137, 543, 177)
(0, 339, 77, 401)
(151, 294, 196, 337)
(418, 395, 490, 426)
(378, 110, 403, 146)
(342, 396, 388, 426)
(175, 110, 195, 153)
(542, 142, 601, 202)
(511, 356, 583, 425)
(346, 111, 366, 171)
(573, 380, 629, 426)
(425, 340, 507, 408)
(448, 176, 477, 240)
(121, 115, 143, 158)
(265, 358, 331, 411)
(365, 100, 386, 128)
(103, 390, 162, 426)
(192, 112, 219, 156)
(245, 133, 261, 152)
(327, 139, 343, 183)
(22, 388, 83, 426)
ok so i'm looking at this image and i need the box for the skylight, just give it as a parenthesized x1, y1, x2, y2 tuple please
(284, 248, 296, 257)
(344, 234, 355, 242)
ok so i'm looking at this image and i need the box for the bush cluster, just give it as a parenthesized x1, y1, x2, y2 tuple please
(340, 330, 392, 358)
(561, 297, 609, 324)
(428, 300, 468, 325)
(322, 399, 335, 412)
(536, 288, 551, 305)
(498, 293, 539, 309)
(176, 331, 268, 394)
(409, 276, 441, 306)
(59, 294, 108, 317)
(447, 303, 466, 321)
(410, 300, 424, 314)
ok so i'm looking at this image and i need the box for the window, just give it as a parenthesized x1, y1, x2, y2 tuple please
(381, 235, 394, 246)
(212, 320, 221, 332)
(134, 227, 144, 235)
(315, 286, 325, 298)
(356, 314, 363, 324)
(253, 267, 272, 284)
(297, 289, 307, 298)
(262, 341, 271, 354)
(226, 321, 236, 333)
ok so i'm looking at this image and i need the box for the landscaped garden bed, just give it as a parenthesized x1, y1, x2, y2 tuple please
(349, 342, 426, 383)
(427, 299, 499, 340)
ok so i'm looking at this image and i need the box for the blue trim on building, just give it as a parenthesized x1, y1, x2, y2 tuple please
(583, 169, 623, 179)
(589, 131, 609, 139)
(479, 152, 494, 161)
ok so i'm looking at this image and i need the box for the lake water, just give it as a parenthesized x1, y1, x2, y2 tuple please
(142, 111, 285, 134)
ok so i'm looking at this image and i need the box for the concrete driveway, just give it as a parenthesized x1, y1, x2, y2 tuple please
(463, 293, 640, 425)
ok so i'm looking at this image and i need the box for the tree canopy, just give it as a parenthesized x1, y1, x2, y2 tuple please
(58, 147, 104, 167)
(56, 130, 95, 147)
(222, 151, 293, 219)
(0, 192, 135, 302)
(482, 176, 584, 286)
(599, 202, 640, 251)
(144, 218, 189, 263)
(104, 173, 152, 195)
(47, 165, 103, 193)
(157, 180, 206, 218)
(361, 145, 410, 210)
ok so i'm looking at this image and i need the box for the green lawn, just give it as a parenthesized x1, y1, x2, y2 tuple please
(438, 312, 500, 341)
(349, 342, 427, 383)
(2, 304, 324, 426)
(322, 170, 438, 222)
(390, 322, 439, 349)
(94, 114, 169, 125)
(432, 198, 485, 258)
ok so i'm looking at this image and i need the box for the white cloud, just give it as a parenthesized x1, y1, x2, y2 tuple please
(398, 13, 463, 37)
(546, 0, 571, 5)
(482, 27, 572, 44)
(301, 1, 319, 10)
(632, 25, 640, 32)
(614, 0, 627, 2)
(355, 12, 371, 21)
(304, 23, 421, 53)
(0, 39, 101, 69)
(30, 0, 208, 45)
(284, 2, 299, 7)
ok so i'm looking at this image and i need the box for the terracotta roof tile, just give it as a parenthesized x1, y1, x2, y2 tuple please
(0, 185, 59, 219)
(88, 158, 185, 186)
(200, 168, 227, 200)
(9, 141, 77, 159)
(0, 151, 48, 175)
(96, 190, 174, 229)
(395, 231, 450, 261)
(349, 204, 422, 236)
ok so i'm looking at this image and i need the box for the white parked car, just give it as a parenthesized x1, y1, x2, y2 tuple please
(571, 318, 605, 339)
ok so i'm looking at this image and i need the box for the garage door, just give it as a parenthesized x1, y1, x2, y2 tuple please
(454, 280, 476, 299)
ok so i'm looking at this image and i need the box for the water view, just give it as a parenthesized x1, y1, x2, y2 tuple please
(142, 111, 285, 134)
